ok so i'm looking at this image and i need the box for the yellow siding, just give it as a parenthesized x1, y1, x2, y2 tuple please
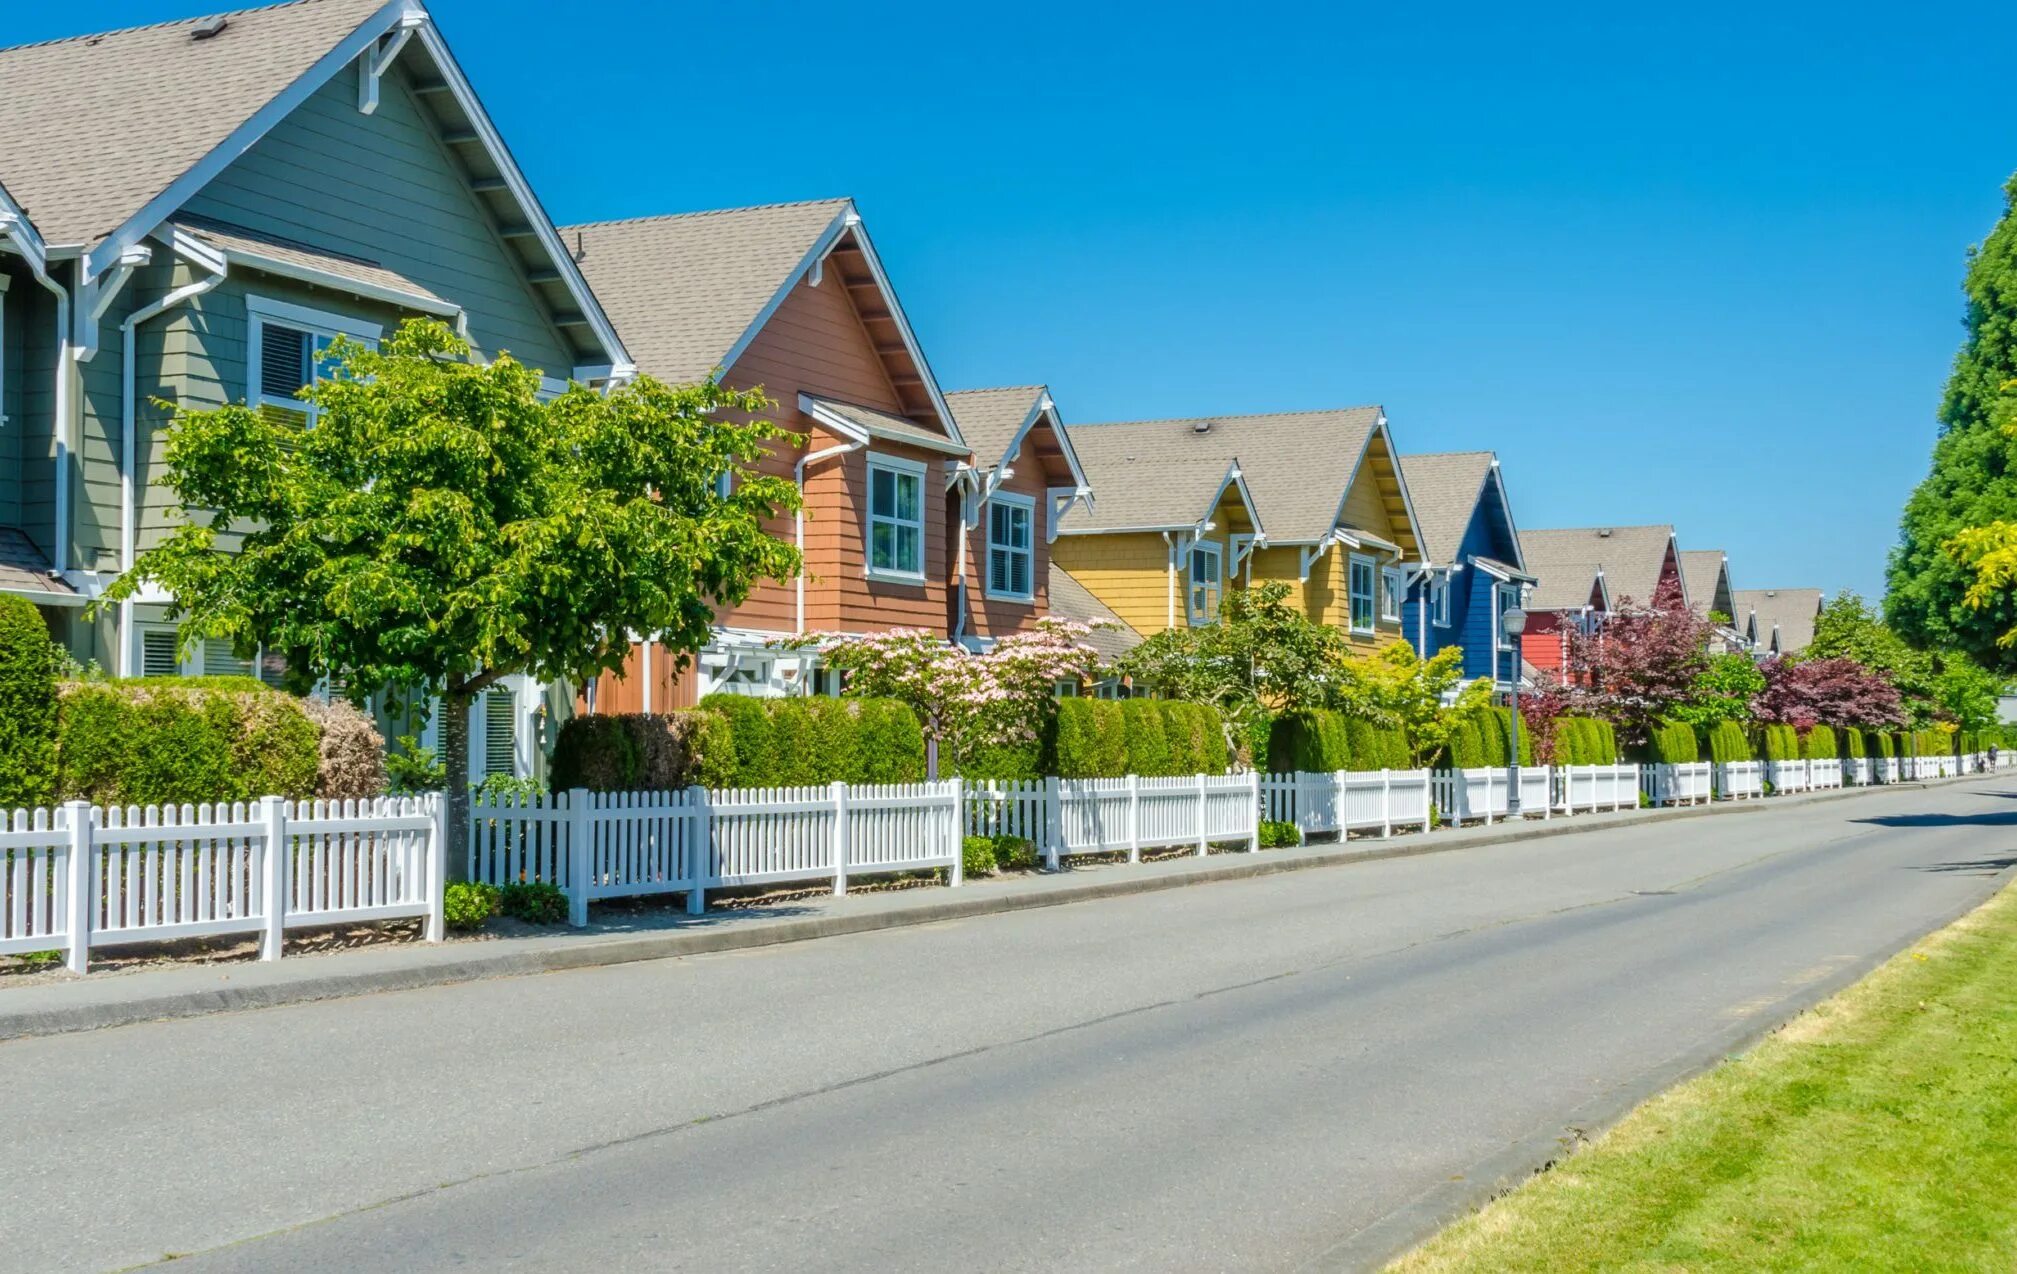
(1052, 533, 1177, 637)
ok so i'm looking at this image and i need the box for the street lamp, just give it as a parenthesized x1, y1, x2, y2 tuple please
(1501, 605, 1527, 816)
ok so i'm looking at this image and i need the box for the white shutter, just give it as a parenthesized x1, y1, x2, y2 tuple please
(483, 688, 517, 777)
(202, 637, 254, 679)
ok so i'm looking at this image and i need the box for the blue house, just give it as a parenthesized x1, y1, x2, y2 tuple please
(1396, 452, 1535, 687)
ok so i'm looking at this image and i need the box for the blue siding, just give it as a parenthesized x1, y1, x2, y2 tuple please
(1404, 478, 1524, 684)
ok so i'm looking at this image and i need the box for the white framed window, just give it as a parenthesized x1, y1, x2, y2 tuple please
(1188, 540, 1223, 624)
(1493, 584, 1519, 653)
(986, 492, 1035, 600)
(245, 295, 380, 429)
(481, 686, 517, 778)
(135, 623, 287, 685)
(1381, 566, 1404, 623)
(1431, 576, 1452, 628)
(1348, 554, 1376, 633)
(139, 625, 181, 678)
(866, 453, 926, 582)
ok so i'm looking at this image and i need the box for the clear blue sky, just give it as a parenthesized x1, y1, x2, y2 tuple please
(22, 1, 2017, 600)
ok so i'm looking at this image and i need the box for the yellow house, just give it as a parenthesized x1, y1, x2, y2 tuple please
(1055, 408, 1423, 650)
(1049, 454, 1265, 639)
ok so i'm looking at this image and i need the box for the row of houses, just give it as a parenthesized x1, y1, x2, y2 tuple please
(0, 0, 1828, 782)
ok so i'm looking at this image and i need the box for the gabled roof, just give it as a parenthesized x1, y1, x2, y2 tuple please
(172, 214, 454, 315)
(1048, 564, 1142, 662)
(1679, 550, 1736, 623)
(1062, 407, 1399, 545)
(1054, 454, 1261, 536)
(1397, 451, 1525, 571)
(945, 386, 1091, 493)
(0, 0, 628, 369)
(1519, 525, 1680, 613)
(799, 394, 968, 456)
(0, 526, 76, 601)
(563, 199, 962, 446)
(1734, 588, 1824, 655)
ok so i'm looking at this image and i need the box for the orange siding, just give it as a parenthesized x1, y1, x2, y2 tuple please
(578, 645, 702, 715)
(965, 441, 1070, 640)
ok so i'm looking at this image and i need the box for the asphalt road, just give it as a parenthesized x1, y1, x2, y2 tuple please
(5, 778, 2014, 1274)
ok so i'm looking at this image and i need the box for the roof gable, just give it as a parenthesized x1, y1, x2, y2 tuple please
(1680, 550, 1735, 623)
(1519, 525, 1679, 612)
(1398, 451, 1525, 572)
(1733, 588, 1824, 654)
(946, 386, 1090, 492)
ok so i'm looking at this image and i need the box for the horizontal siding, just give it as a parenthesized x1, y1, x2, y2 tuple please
(0, 265, 26, 532)
(15, 272, 59, 561)
(1051, 533, 1175, 637)
(965, 446, 1069, 639)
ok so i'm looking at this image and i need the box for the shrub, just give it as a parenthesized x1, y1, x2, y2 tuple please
(1258, 819, 1301, 848)
(1649, 719, 1699, 764)
(300, 697, 388, 798)
(1875, 731, 1897, 759)
(1478, 706, 1512, 766)
(1554, 717, 1618, 766)
(499, 880, 568, 925)
(550, 711, 736, 792)
(1843, 727, 1867, 759)
(960, 735, 1044, 783)
(1240, 711, 1275, 771)
(993, 835, 1040, 871)
(54, 678, 321, 807)
(852, 699, 927, 783)
(443, 881, 500, 931)
(1759, 723, 1802, 762)
(1802, 725, 1839, 760)
(1055, 699, 1127, 778)
(1269, 709, 1350, 773)
(1706, 720, 1752, 763)
(0, 596, 56, 810)
(1344, 717, 1379, 770)
(961, 835, 998, 877)
(1157, 701, 1227, 775)
(1119, 699, 1174, 776)
(1447, 715, 1486, 768)
(697, 693, 774, 787)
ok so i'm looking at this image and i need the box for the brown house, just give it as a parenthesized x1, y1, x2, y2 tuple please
(564, 199, 972, 707)
(943, 386, 1090, 646)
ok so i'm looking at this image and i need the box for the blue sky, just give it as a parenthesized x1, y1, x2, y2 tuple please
(21, 1, 2017, 599)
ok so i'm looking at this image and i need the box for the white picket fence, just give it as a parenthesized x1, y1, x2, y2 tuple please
(1, 796, 442, 973)
(1646, 761, 1714, 806)
(1556, 763, 1641, 814)
(1431, 767, 1553, 825)
(1260, 770, 1433, 839)
(471, 781, 966, 922)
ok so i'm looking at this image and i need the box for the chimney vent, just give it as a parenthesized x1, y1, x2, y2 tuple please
(191, 15, 229, 39)
(1192, 420, 1213, 433)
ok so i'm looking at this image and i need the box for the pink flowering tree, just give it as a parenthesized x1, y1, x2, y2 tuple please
(787, 619, 1105, 775)
(1753, 656, 1907, 731)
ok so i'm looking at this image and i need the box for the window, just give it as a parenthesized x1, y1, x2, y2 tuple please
(1381, 567, 1404, 623)
(1188, 541, 1223, 624)
(1348, 555, 1376, 633)
(482, 687, 517, 778)
(1431, 576, 1452, 628)
(866, 454, 925, 580)
(246, 296, 379, 429)
(1493, 584, 1519, 653)
(986, 494, 1034, 599)
(202, 637, 254, 680)
(140, 626, 180, 678)
(1054, 679, 1079, 698)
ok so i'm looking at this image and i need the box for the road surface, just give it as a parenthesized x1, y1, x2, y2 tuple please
(3, 778, 2013, 1273)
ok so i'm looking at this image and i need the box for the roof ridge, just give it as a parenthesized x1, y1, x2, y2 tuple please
(1072, 404, 1382, 428)
(946, 385, 1047, 396)
(1400, 449, 1495, 460)
(0, 0, 333, 56)
(559, 198, 852, 232)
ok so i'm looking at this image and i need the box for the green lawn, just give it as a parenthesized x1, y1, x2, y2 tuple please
(1390, 882, 2017, 1272)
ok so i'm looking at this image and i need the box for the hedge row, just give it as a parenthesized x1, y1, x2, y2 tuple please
(1552, 717, 1619, 765)
(56, 678, 325, 807)
(1647, 719, 1699, 764)
(1705, 720, 1752, 763)
(1266, 708, 1410, 774)
(551, 695, 928, 792)
(1448, 707, 1534, 768)
(1801, 725, 1839, 760)
(1842, 728, 1867, 760)
(1054, 699, 1230, 779)
(0, 596, 57, 810)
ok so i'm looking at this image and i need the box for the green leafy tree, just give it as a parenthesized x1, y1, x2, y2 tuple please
(0, 595, 58, 810)
(1889, 174, 2017, 667)
(1932, 658, 2006, 733)
(1329, 642, 1490, 766)
(1671, 651, 1766, 731)
(1805, 590, 2003, 728)
(100, 320, 801, 855)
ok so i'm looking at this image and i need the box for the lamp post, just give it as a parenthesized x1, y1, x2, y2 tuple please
(1501, 605, 1528, 816)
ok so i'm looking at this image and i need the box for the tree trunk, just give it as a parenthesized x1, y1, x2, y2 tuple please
(442, 688, 472, 882)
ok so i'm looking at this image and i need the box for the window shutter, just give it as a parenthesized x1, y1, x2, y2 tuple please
(483, 688, 517, 777)
(141, 628, 180, 678)
(258, 323, 312, 427)
(203, 637, 254, 679)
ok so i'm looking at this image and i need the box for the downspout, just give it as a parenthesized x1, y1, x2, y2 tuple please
(951, 482, 973, 644)
(23, 265, 72, 573)
(794, 437, 866, 634)
(1162, 532, 1177, 629)
(117, 257, 226, 676)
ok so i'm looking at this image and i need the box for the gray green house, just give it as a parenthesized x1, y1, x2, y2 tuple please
(0, 0, 630, 780)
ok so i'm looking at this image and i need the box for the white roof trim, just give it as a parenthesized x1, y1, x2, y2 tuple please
(191, 234, 461, 319)
(1483, 458, 1529, 574)
(796, 393, 873, 445)
(1323, 412, 1424, 562)
(0, 185, 49, 275)
(985, 390, 1092, 498)
(844, 210, 966, 451)
(1204, 459, 1266, 540)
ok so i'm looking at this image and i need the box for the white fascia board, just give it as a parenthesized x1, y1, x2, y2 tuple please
(1374, 417, 1427, 564)
(717, 210, 852, 379)
(1485, 458, 1530, 573)
(84, 0, 412, 280)
(206, 239, 460, 320)
(1204, 459, 1266, 540)
(993, 390, 1093, 497)
(795, 392, 872, 445)
(0, 188, 49, 276)
(841, 209, 967, 451)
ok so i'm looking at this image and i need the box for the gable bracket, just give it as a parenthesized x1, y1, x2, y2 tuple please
(359, 10, 428, 116)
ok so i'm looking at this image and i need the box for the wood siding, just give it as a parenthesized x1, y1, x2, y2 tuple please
(1052, 486, 1250, 637)
(964, 431, 1071, 640)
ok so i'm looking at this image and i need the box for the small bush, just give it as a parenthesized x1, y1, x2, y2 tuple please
(993, 836, 1039, 871)
(1258, 819, 1301, 848)
(1843, 728, 1867, 759)
(54, 679, 321, 807)
(1802, 725, 1839, 760)
(443, 881, 501, 931)
(698, 693, 774, 786)
(0, 595, 57, 810)
(1119, 699, 1175, 776)
(1478, 706, 1512, 766)
(1875, 731, 1896, 759)
(1760, 723, 1802, 762)
(1649, 719, 1698, 764)
(1056, 698, 1128, 778)
(1707, 720, 1752, 763)
(962, 835, 999, 877)
(499, 881, 568, 925)
(300, 696, 388, 798)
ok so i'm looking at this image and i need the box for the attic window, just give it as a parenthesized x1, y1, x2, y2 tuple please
(246, 296, 381, 429)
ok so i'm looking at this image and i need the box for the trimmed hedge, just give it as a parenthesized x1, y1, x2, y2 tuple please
(1706, 720, 1752, 763)
(1758, 723, 1802, 762)
(1649, 719, 1699, 764)
(1119, 700, 1175, 776)
(1055, 698, 1230, 778)
(549, 710, 737, 791)
(556, 696, 924, 791)
(1842, 728, 1867, 760)
(55, 678, 321, 807)
(1802, 725, 1839, 760)
(1054, 699, 1129, 778)
(1875, 732, 1897, 759)
(0, 595, 57, 810)
(1554, 717, 1619, 765)
(1266, 708, 1407, 773)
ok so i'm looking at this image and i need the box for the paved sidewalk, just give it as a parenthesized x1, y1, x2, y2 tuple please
(0, 776, 1974, 1040)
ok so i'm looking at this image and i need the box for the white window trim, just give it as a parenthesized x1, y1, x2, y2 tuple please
(1381, 566, 1404, 623)
(1493, 584, 1519, 654)
(245, 293, 381, 427)
(1431, 576, 1452, 628)
(983, 490, 1037, 602)
(1187, 540, 1224, 625)
(1348, 553, 1377, 635)
(864, 451, 928, 585)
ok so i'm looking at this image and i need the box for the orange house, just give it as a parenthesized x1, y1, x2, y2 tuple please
(565, 199, 973, 708)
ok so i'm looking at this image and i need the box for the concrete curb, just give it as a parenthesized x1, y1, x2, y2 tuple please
(0, 774, 1981, 1042)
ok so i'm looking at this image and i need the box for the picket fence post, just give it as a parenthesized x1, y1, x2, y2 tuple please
(947, 780, 964, 887)
(567, 788, 593, 927)
(1380, 769, 1392, 838)
(1126, 774, 1141, 863)
(63, 800, 93, 975)
(1044, 776, 1063, 871)
(1195, 773, 1209, 857)
(832, 780, 851, 896)
(685, 785, 709, 916)
(259, 795, 287, 962)
(1484, 769, 1496, 825)
(1246, 769, 1261, 853)
(424, 793, 447, 943)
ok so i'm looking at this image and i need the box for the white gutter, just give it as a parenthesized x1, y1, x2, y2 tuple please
(794, 438, 867, 634)
(116, 250, 227, 675)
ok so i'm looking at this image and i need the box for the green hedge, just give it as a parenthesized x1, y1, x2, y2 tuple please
(1874, 731, 1896, 759)
(1447, 715, 1486, 768)
(55, 678, 321, 807)
(1705, 720, 1752, 763)
(1842, 728, 1867, 760)
(1649, 719, 1699, 764)
(1554, 717, 1619, 765)
(1801, 725, 1839, 760)
(0, 595, 57, 810)
(1055, 698, 1230, 778)
(1265, 708, 1407, 773)
(1758, 723, 1801, 762)
(549, 711, 737, 791)
(560, 696, 925, 791)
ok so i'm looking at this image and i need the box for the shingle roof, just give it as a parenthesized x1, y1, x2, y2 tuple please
(1734, 588, 1824, 655)
(560, 200, 851, 385)
(0, 0, 392, 248)
(1396, 451, 1496, 566)
(1054, 454, 1248, 533)
(1520, 525, 1677, 612)
(1048, 564, 1142, 662)
(946, 387, 1046, 470)
(0, 526, 76, 599)
(1062, 408, 1382, 542)
(173, 214, 452, 310)
(1679, 550, 1733, 622)
(802, 395, 967, 454)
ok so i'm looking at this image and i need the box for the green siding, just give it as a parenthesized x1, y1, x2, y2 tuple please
(14, 266, 58, 562)
(0, 263, 25, 532)
(176, 55, 575, 376)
